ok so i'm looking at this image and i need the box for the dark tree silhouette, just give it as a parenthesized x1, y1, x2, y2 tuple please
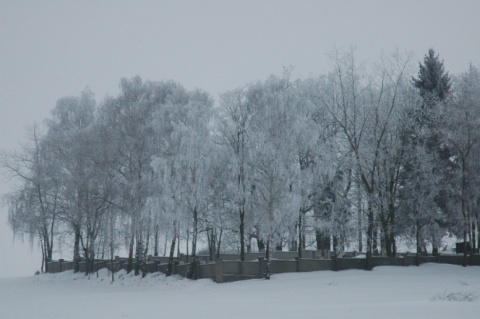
(413, 48, 452, 103)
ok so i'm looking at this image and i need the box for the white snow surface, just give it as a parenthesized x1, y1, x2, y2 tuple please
(0, 264, 479, 319)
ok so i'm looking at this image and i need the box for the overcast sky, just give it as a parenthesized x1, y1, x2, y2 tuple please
(1, 0, 480, 277)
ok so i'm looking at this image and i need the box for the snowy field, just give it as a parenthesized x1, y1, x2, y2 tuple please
(0, 264, 479, 319)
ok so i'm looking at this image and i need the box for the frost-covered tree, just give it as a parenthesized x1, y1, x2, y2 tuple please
(6, 55, 480, 277)
(2, 124, 61, 273)
(45, 89, 115, 274)
(215, 88, 257, 261)
(245, 75, 303, 278)
(165, 90, 212, 277)
(373, 58, 423, 257)
(397, 142, 440, 262)
(203, 143, 232, 260)
(318, 49, 413, 268)
(442, 65, 480, 265)
(99, 77, 183, 274)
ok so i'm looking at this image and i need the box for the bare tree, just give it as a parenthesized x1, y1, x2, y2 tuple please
(318, 49, 412, 269)
(2, 124, 61, 273)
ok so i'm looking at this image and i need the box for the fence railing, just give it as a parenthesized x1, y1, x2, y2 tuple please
(46, 251, 480, 283)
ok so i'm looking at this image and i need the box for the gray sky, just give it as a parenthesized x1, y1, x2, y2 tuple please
(1, 0, 480, 277)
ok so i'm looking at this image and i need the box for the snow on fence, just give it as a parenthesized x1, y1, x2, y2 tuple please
(46, 252, 480, 283)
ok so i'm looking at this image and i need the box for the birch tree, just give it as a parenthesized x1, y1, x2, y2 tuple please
(45, 89, 111, 274)
(215, 88, 257, 261)
(248, 76, 302, 277)
(99, 77, 182, 274)
(2, 124, 61, 273)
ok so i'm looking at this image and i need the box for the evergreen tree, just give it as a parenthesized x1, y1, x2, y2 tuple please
(412, 48, 452, 103)
(410, 49, 453, 255)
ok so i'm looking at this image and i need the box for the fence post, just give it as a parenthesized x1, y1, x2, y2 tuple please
(173, 260, 179, 275)
(215, 260, 224, 283)
(295, 257, 300, 272)
(258, 257, 266, 278)
(59, 259, 64, 272)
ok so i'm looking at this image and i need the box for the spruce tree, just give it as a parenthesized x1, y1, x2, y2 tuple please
(413, 48, 452, 103)
(411, 48, 452, 147)
(410, 49, 453, 255)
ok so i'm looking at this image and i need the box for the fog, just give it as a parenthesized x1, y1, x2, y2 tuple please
(1, 0, 479, 277)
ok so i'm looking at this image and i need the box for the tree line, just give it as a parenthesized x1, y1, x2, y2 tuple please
(3, 49, 480, 278)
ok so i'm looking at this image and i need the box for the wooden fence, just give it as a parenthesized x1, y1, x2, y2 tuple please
(47, 251, 480, 283)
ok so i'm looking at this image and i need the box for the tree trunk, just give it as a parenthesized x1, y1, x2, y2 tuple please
(163, 231, 168, 256)
(46, 219, 54, 272)
(186, 229, 189, 263)
(88, 245, 95, 276)
(39, 235, 46, 273)
(366, 195, 374, 270)
(432, 233, 438, 256)
(239, 207, 245, 261)
(390, 232, 396, 257)
(191, 207, 198, 259)
(216, 229, 223, 259)
(316, 230, 330, 256)
(82, 244, 90, 275)
(471, 220, 476, 254)
(462, 227, 468, 267)
(357, 188, 363, 253)
(144, 227, 150, 258)
(381, 219, 393, 257)
(166, 222, 177, 277)
(477, 219, 480, 255)
(333, 236, 339, 256)
(257, 239, 265, 252)
(298, 212, 302, 258)
(461, 159, 468, 267)
(383, 232, 389, 257)
(188, 207, 199, 279)
(109, 211, 115, 283)
(207, 228, 216, 261)
(73, 227, 81, 273)
(372, 223, 378, 255)
(127, 232, 135, 274)
(143, 227, 150, 277)
(154, 223, 159, 257)
(416, 220, 421, 266)
(177, 230, 181, 260)
(265, 239, 271, 279)
(135, 233, 142, 276)
(265, 190, 274, 279)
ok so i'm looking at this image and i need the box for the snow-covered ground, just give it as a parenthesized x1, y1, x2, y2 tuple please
(0, 264, 479, 319)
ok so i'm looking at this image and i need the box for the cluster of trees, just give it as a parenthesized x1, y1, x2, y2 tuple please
(3, 49, 480, 278)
